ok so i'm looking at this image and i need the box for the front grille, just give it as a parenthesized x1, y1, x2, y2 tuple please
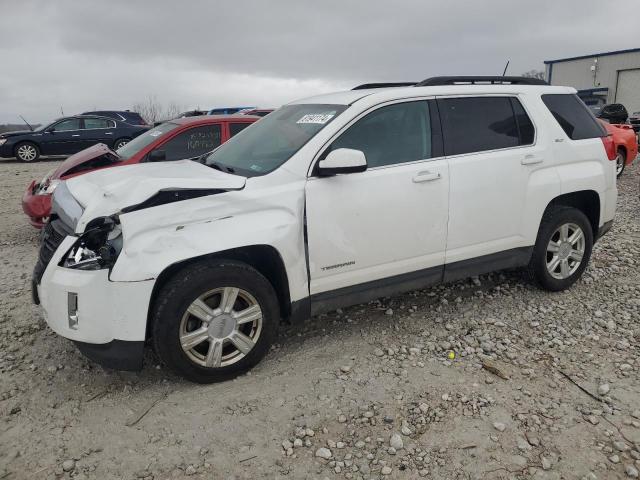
(33, 218, 74, 285)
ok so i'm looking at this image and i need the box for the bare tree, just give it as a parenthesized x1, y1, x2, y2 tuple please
(521, 69, 546, 81)
(132, 95, 183, 124)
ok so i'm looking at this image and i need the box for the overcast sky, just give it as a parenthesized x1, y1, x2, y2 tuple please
(0, 0, 637, 124)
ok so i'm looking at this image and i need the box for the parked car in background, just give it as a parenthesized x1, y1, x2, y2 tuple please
(32, 77, 617, 382)
(597, 103, 628, 124)
(0, 115, 148, 162)
(600, 120, 639, 177)
(239, 108, 274, 117)
(629, 111, 640, 135)
(207, 107, 254, 115)
(82, 110, 148, 126)
(22, 115, 258, 227)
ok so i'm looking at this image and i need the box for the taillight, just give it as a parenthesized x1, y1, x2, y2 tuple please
(601, 135, 616, 161)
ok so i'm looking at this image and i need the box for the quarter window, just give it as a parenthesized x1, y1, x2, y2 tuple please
(541, 94, 606, 140)
(156, 125, 222, 161)
(229, 123, 251, 137)
(51, 119, 81, 132)
(439, 96, 534, 156)
(329, 101, 434, 168)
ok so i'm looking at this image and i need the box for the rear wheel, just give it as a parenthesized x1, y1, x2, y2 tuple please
(615, 148, 626, 178)
(14, 142, 40, 162)
(113, 138, 130, 151)
(529, 206, 593, 291)
(152, 260, 279, 383)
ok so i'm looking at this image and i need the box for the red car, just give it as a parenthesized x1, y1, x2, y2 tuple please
(22, 115, 258, 228)
(600, 120, 638, 178)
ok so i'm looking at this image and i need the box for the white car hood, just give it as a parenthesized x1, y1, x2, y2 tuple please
(65, 160, 246, 230)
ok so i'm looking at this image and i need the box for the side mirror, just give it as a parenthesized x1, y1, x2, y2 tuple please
(317, 148, 367, 176)
(148, 150, 167, 162)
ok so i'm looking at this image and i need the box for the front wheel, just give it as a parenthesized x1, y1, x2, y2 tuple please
(14, 142, 40, 162)
(615, 148, 626, 178)
(151, 259, 280, 383)
(529, 206, 593, 292)
(113, 138, 130, 151)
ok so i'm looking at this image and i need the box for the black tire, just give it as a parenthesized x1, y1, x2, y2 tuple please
(113, 138, 130, 150)
(151, 259, 280, 383)
(615, 148, 626, 178)
(14, 142, 40, 162)
(528, 206, 593, 292)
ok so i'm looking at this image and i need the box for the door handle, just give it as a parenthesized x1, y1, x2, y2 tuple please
(71, 134, 80, 137)
(412, 171, 441, 183)
(105, 132, 113, 135)
(521, 154, 543, 165)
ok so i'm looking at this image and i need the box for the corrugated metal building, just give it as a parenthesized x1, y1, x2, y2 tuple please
(544, 48, 640, 114)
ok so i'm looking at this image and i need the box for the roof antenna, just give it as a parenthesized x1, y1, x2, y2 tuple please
(60, 106, 64, 116)
(502, 60, 510, 76)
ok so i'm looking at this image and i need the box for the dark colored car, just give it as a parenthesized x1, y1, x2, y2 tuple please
(22, 115, 258, 227)
(0, 115, 149, 162)
(82, 110, 148, 126)
(598, 103, 628, 124)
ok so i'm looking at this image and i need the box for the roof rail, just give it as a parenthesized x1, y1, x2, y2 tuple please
(352, 82, 416, 90)
(415, 76, 548, 86)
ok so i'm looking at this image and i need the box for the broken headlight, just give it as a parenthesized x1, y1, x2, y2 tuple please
(61, 216, 123, 270)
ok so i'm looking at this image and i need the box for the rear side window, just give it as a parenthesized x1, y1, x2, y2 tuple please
(230, 123, 251, 137)
(83, 118, 115, 129)
(541, 94, 606, 140)
(438, 96, 534, 156)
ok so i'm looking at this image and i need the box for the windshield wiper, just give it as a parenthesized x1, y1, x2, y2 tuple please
(208, 161, 225, 172)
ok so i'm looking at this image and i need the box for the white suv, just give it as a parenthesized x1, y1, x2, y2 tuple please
(34, 76, 617, 383)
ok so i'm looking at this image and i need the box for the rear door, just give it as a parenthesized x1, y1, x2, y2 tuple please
(438, 95, 549, 278)
(80, 117, 117, 148)
(305, 99, 449, 305)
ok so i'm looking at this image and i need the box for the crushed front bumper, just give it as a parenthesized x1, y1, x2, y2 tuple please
(35, 235, 154, 371)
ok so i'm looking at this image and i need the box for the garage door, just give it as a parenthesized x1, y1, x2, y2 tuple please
(616, 69, 640, 113)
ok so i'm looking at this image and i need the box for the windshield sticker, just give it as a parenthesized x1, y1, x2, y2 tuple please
(149, 131, 163, 137)
(296, 113, 335, 124)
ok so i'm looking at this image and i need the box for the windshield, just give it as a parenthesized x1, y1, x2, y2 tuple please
(116, 122, 179, 160)
(203, 103, 347, 176)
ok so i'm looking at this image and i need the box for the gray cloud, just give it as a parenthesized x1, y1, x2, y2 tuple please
(0, 0, 637, 123)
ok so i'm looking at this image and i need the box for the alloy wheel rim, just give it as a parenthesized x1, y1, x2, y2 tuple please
(115, 140, 128, 150)
(17, 145, 36, 161)
(546, 223, 586, 280)
(179, 287, 263, 368)
(615, 154, 624, 175)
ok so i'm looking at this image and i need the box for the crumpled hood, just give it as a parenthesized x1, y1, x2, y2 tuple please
(50, 143, 118, 179)
(65, 160, 246, 229)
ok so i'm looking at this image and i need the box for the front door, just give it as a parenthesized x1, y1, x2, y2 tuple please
(305, 100, 449, 310)
(40, 118, 83, 155)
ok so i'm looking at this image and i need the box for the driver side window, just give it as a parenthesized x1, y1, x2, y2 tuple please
(52, 119, 81, 132)
(329, 101, 434, 168)
(155, 125, 222, 161)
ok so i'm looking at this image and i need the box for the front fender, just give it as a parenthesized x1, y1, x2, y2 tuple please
(109, 187, 309, 303)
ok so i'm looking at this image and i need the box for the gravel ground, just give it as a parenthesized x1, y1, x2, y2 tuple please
(0, 158, 639, 480)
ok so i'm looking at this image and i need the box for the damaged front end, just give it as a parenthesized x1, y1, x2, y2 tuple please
(60, 216, 123, 271)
